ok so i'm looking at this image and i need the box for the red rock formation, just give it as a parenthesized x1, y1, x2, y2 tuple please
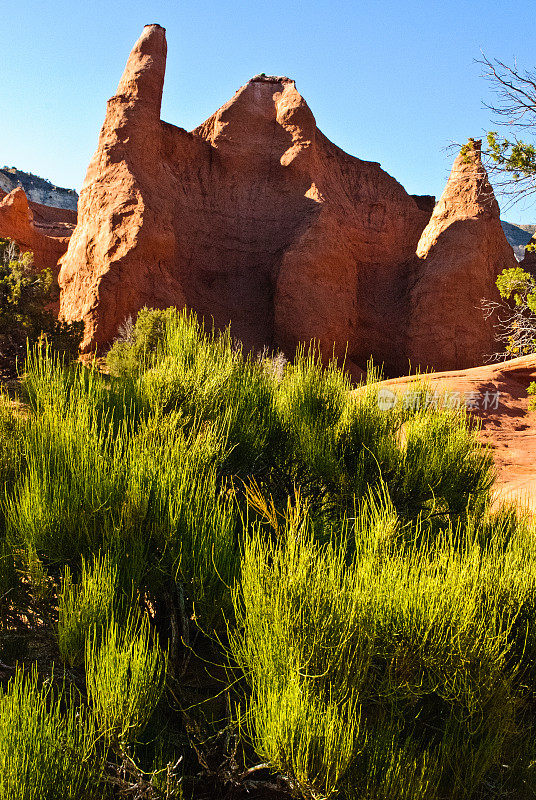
(407, 140, 517, 372)
(59, 26, 514, 373)
(0, 187, 75, 273)
(59, 24, 431, 366)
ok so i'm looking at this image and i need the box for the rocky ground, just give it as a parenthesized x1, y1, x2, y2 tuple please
(368, 354, 536, 510)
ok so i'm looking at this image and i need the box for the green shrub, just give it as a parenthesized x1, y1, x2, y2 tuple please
(5, 383, 128, 563)
(0, 667, 100, 800)
(106, 309, 492, 526)
(0, 239, 82, 369)
(390, 404, 494, 517)
(121, 410, 239, 628)
(10, 344, 240, 640)
(106, 307, 175, 379)
(275, 344, 351, 506)
(1, 308, 518, 799)
(129, 309, 283, 478)
(231, 493, 534, 799)
(58, 552, 117, 667)
(85, 612, 167, 747)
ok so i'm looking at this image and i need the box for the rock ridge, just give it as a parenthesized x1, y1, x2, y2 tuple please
(0, 167, 78, 211)
(0, 187, 76, 272)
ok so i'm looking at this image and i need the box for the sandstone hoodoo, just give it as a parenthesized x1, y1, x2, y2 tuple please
(58, 23, 430, 368)
(59, 24, 514, 372)
(0, 186, 76, 273)
(408, 140, 518, 371)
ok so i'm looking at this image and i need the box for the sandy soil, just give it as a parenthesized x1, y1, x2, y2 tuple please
(367, 354, 536, 510)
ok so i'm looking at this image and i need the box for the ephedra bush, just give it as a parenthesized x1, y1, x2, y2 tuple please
(231, 496, 536, 799)
(0, 667, 101, 800)
(1, 306, 535, 799)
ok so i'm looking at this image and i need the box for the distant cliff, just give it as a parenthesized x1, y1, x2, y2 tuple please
(0, 167, 78, 211)
(501, 220, 536, 261)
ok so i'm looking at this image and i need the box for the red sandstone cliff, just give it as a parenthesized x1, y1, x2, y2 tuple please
(58, 24, 431, 369)
(0, 186, 76, 273)
(58, 25, 514, 373)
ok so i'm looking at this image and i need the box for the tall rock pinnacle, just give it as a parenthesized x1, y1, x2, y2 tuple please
(116, 24, 167, 112)
(59, 24, 184, 348)
(408, 140, 517, 371)
(417, 139, 499, 258)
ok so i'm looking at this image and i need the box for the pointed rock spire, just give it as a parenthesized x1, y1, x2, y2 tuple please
(407, 140, 517, 371)
(417, 139, 500, 259)
(116, 24, 167, 114)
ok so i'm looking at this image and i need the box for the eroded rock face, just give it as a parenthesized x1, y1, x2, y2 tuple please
(59, 26, 513, 373)
(58, 24, 431, 369)
(0, 187, 76, 273)
(407, 140, 517, 372)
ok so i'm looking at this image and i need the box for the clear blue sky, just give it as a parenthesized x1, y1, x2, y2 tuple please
(1, 0, 534, 221)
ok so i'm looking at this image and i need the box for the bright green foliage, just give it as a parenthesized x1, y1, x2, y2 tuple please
(6, 314, 492, 594)
(1, 308, 531, 799)
(0, 667, 101, 800)
(528, 380, 536, 411)
(121, 410, 238, 625)
(120, 308, 283, 478)
(85, 612, 166, 746)
(390, 405, 493, 517)
(495, 266, 536, 305)
(231, 497, 536, 800)
(106, 307, 176, 378)
(4, 374, 128, 562)
(7, 344, 240, 632)
(276, 344, 351, 497)
(58, 552, 117, 666)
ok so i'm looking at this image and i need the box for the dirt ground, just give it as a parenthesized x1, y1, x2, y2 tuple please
(362, 354, 536, 511)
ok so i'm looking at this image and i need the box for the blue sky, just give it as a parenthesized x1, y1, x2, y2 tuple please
(1, 0, 534, 221)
